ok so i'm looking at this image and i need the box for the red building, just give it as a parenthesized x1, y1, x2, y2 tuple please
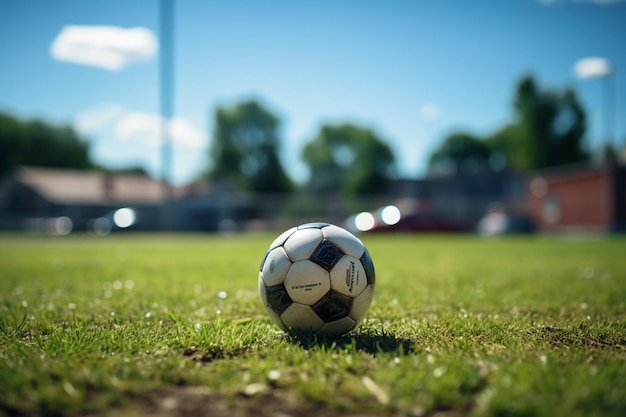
(527, 163, 626, 233)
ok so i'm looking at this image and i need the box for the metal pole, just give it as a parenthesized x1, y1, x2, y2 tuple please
(606, 71, 617, 151)
(160, 0, 174, 230)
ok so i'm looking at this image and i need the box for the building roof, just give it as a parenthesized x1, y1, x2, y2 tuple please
(15, 166, 165, 205)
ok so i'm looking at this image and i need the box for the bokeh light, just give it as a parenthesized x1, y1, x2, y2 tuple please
(354, 212, 375, 232)
(113, 208, 136, 228)
(381, 205, 401, 226)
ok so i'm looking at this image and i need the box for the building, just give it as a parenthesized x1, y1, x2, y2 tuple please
(0, 166, 251, 233)
(389, 168, 527, 231)
(3, 163, 624, 234)
(0, 166, 166, 232)
(526, 163, 626, 233)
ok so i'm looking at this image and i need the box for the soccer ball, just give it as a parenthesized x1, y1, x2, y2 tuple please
(258, 222, 376, 336)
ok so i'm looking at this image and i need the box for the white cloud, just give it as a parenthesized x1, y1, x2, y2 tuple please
(114, 112, 162, 146)
(573, 57, 613, 79)
(169, 117, 208, 149)
(418, 103, 441, 121)
(114, 111, 207, 149)
(74, 103, 127, 135)
(74, 105, 207, 149)
(50, 25, 157, 71)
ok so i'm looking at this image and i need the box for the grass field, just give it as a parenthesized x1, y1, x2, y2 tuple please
(1, 232, 625, 417)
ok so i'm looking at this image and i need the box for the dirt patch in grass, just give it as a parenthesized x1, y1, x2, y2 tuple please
(131, 386, 389, 417)
(538, 325, 626, 350)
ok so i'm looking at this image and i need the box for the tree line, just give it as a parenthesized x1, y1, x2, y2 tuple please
(428, 75, 589, 176)
(0, 113, 93, 175)
(0, 74, 599, 196)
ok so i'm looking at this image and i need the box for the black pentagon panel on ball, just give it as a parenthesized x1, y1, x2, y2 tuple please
(266, 284, 292, 315)
(297, 222, 331, 230)
(311, 239, 345, 271)
(360, 249, 376, 285)
(312, 290, 353, 322)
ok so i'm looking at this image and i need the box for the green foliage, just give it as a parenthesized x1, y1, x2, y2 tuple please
(428, 75, 590, 175)
(208, 100, 292, 193)
(428, 133, 492, 175)
(491, 76, 588, 170)
(0, 233, 625, 416)
(0, 113, 92, 175)
(301, 123, 396, 196)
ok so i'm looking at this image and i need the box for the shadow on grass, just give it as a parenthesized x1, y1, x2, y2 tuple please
(287, 329, 416, 355)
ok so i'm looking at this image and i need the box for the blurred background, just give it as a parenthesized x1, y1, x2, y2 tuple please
(1, 0, 625, 235)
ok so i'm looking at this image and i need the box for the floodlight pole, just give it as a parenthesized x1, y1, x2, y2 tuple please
(574, 57, 616, 164)
(602, 69, 616, 155)
(160, 0, 174, 230)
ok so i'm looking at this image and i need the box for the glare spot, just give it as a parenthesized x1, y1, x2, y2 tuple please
(145, 312, 152, 318)
(113, 208, 136, 228)
(111, 312, 115, 316)
(355, 212, 376, 231)
(93, 218, 111, 236)
(394, 357, 401, 364)
(267, 370, 281, 381)
(217, 291, 228, 299)
(22, 300, 28, 308)
(113, 280, 123, 290)
(194, 323, 201, 332)
(103, 290, 113, 299)
(243, 382, 268, 396)
(124, 280, 135, 289)
(433, 367, 444, 378)
(53, 216, 73, 235)
(63, 382, 77, 398)
(381, 205, 401, 226)
(68, 303, 76, 310)
(529, 177, 547, 198)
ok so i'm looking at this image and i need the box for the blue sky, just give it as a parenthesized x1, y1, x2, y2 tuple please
(1, 0, 625, 185)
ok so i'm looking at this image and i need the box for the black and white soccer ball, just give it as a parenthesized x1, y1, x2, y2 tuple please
(258, 222, 376, 336)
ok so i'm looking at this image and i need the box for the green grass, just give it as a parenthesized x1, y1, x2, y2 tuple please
(1, 233, 625, 416)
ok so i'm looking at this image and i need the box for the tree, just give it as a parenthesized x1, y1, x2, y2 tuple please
(487, 76, 588, 171)
(428, 133, 493, 175)
(301, 123, 396, 196)
(427, 75, 589, 175)
(208, 100, 292, 193)
(0, 113, 92, 176)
